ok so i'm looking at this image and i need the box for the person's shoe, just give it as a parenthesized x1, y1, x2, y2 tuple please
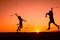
(58, 27, 59, 30)
(47, 28, 50, 30)
(17, 29, 18, 32)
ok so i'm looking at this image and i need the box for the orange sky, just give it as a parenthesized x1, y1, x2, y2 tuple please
(0, 0, 60, 32)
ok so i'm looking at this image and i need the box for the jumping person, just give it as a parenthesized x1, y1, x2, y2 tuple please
(45, 8, 59, 30)
(15, 13, 26, 32)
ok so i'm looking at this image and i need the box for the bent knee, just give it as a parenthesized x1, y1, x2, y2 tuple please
(20, 26, 23, 28)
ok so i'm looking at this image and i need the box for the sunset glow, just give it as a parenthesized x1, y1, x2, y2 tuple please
(36, 30, 40, 33)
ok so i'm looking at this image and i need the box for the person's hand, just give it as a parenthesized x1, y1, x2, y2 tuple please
(10, 15, 13, 17)
(45, 15, 47, 17)
(45, 13, 47, 17)
(15, 13, 17, 15)
(17, 24, 19, 25)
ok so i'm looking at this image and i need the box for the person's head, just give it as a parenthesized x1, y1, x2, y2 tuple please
(51, 8, 53, 9)
(19, 16, 21, 18)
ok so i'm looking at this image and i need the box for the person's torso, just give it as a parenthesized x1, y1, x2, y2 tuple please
(49, 13, 54, 22)
(49, 12, 53, 19)
(18, 16, 23, 24)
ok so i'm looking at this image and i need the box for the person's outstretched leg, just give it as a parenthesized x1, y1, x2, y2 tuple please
(17, 29, 18, 32)
(53, 22, 59, 30)
(19, 26, 23, 31)
(47, 21, 51, 30)
(17, 26, 20, 32)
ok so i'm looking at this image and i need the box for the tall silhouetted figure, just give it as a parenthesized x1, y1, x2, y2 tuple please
(45, 8, 59, 30)
(15, 13, 26, 32)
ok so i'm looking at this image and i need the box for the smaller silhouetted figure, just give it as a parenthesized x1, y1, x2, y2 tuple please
(45, 8, 59, 30)
(15, 13, 26, 32)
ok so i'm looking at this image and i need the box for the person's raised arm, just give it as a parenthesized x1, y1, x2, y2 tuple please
(45, 13, 49, 17)
(15, 13, 18, 17)
(22, 18, 27, 22)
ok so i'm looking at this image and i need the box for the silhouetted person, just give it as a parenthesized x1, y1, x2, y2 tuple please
(15, 13, 26, 32)
(45, 8, 59, 30)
